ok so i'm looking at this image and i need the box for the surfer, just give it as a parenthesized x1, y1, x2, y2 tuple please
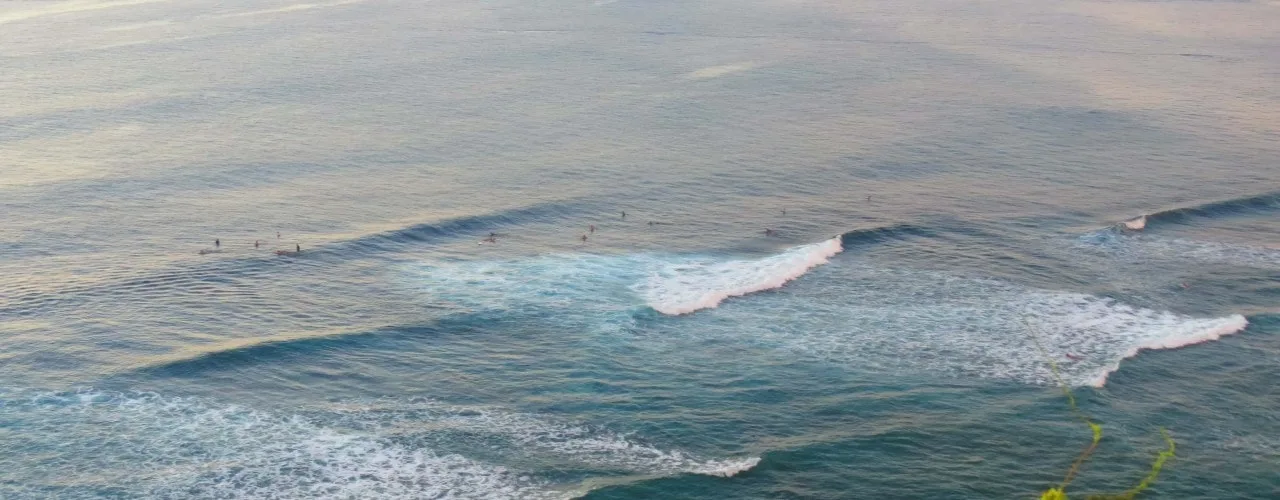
(296, 244, 301, 253)
(621, 211, 626, 219)
(589, 224, 595, 234)
(782, 208, 786, 215)
(215, 239, 220, 248)
(254, 240, 260, 249)
(581, 234, 588, 242)
(763, 228, 775, 236)
(1065, 353, 1083, 362)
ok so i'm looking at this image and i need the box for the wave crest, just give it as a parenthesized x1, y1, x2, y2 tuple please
(639, 238, 843, 315)
(1086, 314, 1247, 387)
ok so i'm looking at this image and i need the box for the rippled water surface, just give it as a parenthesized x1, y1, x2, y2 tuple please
(3, 0, 1279, 498)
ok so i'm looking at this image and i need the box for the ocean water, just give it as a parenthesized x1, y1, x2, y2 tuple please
(2, 0, 1279, 498)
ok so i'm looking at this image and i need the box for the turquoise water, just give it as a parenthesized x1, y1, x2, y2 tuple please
(3, 0, 1279, 498)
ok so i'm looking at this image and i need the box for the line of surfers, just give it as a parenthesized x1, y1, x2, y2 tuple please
(205, 208, 801, 255)
(482, 210, 786, 245)
(199, 232, 302, 256)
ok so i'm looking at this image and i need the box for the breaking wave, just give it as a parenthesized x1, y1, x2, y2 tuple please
(407, 243, 1247, 387)
(675, 262, 1249, 387)
(1113, 191, 1280, 231)
(640, 238, 843, 315)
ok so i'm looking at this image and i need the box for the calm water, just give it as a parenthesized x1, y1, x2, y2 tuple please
(2, 0, 1279, 498)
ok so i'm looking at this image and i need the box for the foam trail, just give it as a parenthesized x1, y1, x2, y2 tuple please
(0, 390, 757, 499)
(640, 238, 843, 315)
(1075, 232, 1280, 268)
(327, 398, 761, 477)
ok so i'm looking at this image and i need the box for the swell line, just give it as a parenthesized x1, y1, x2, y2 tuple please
(1116, 191, 1280, 231)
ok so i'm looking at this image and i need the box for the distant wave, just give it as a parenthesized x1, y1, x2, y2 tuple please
(0, 389, 758, 499)
(0, 200, 592, 317)
(640, 238, 843, 315)
(1114, 191, 1280, 231)
(338, 200, 594, 254)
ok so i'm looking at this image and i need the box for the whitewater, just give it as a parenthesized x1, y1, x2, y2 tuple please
(4, 0, 1279, 498)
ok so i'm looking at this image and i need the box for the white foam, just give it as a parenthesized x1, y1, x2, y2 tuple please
(639, 238, 843, 315)
(326, 399, 760, 477)
(661, 263, 1249, 387)
(1123, 215, 1147, 230)
(689, 457, 762, 477)
(0, 391, 756, 499)
(408, 245, 1243, 387)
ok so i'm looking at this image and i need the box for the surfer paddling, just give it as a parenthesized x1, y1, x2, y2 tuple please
(1065, 353, 1083, 362)
(763, 228, 776, 236)
(276, 244, 302, 256)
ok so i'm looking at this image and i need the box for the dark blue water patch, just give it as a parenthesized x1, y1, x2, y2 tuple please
(582, 422, 1077, 499)
(122, 309, 564, 382)
(837, 222, 934, 247)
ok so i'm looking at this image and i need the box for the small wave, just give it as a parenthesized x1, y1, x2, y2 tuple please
(339, 200, 593, 254)
(839, 223, 934, 246)
(0, 200, 590, 319)
(640, 238, 843, 315)
(0, 390, 757, 499)
(1115, 191, 1280, 231)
